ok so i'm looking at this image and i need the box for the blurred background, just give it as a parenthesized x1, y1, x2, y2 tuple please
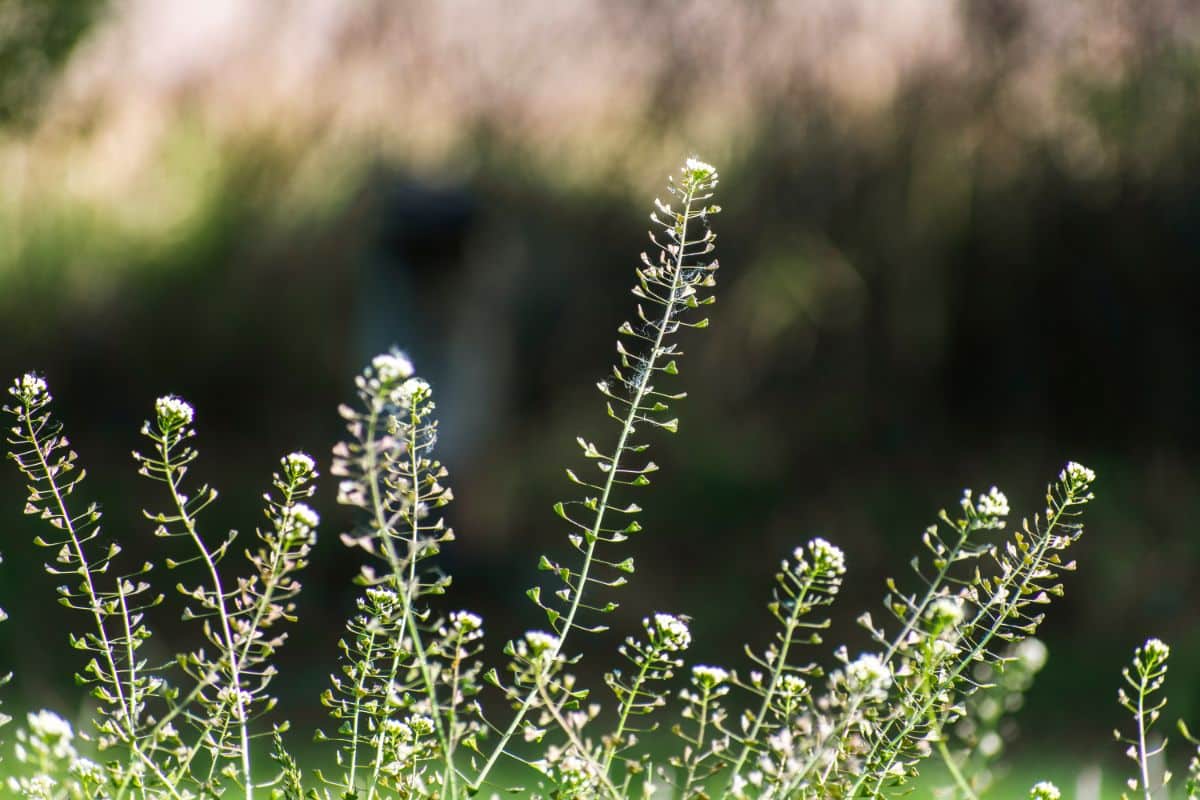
(1, 0, 1198, 788)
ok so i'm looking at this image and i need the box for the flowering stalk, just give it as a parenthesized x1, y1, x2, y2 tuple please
(724, 537, 845, 791)
(471, 156, 721, 793)
(1118, 638, 1171, 800)
(137, 396, 318, 798)
(673, 666, 731, 799)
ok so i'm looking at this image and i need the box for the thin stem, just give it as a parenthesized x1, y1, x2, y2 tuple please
(470, 182, 699, 793)
(725, 573, 817, 786)
(161, 436, 252, 800)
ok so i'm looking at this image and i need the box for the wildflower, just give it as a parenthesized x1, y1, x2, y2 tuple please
(381, 718, 413, 741)
(27, 709, 72, 743)
(11, 373, 48, 404)
(650, 613, 692, 651)
(70, 757, 104, 782)
(290, 503, 320, 531)
(779, 673, 808, 698)
(794, 537, 846, 576)
(393, 377, 431, 408)
(926, 596, 965, 629)
(692, 665, 729, 688)
(1061, 461, 1096, 490)
(155, 395, 195, 428)
(976, 486, 1010, 517)
(450, 610, 483, 633)
(283, 451, 316, 479)
(406, 714, 435, 737)
(1142, 637, 1170, 663)
(846, 653, 892, 701)
(1029, 781, 1061, 800)
(525, 631, 558, 652)
(684, 157, 717, 182)
(371, 351, 414, 384)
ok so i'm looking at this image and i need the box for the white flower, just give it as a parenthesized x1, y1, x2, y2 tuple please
(650, 613, 691, 651)
(283, 451, 316, 478)
(1061, 461, 1096, 489)
(70, 757, 104, 782)
(692, 665, 729, 687)
(381, 718, 413, 741)
(926, 597, 965, 628)
(365, 587, 399, 608)
(290, 503, 320, 530)
(1143, 637, 1170, 662)
(393, 377, 431, 408)
(155, 395, 194, 428)
(795, 537, 846, 576)
(520, 630, 560, 665)
(976, 486, 1010, 517)
(845, 653, 892, 700)
(27, 710, 72, 743)
(371, 351, 414, 383)
(779, 673, 808, 697)
(406, 714, 435, 737)
(12, 373, 48, 403)
(451, 609, 482, 633)
(684, 157, 717, 180)
(1029, 781, 1061, 800)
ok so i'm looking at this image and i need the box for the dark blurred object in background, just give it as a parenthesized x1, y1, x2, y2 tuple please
(1, 0, 1198, 754)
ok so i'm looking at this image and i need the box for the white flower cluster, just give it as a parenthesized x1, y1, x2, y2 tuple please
(779, 673, 808, 698)
(371, 351, 414, 384)
(11, 373, 48, 403)
(1142, 637, 1170, 663)
(70, 757, 104, 782)
(450, 610, 483, 633)
(518, 630, 562, 669)
(685, 157, 717, 182)
(1061, 461, 1096, 489)
(364, 587, 400, 612)
(692, 665, 729, 687)
(155, 394, 195, 428)
(845, 653, 892, 701)
(393, 377, 431, 409)
(1029, 781, 1061, 800)
(291, 503, 320, 530)
(27, 709, 72, 743)
(975, 486, 1010, 518)
(794, 537, 846, 577)
(650, 613, 691, 651)
(926, 596, 965, 629)
(283, 451, 316, 479)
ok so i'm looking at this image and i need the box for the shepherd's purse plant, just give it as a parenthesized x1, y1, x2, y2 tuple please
(0, 158, 1171, 799)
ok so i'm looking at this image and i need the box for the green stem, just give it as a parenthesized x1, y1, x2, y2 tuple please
(469, 182, 700, 794)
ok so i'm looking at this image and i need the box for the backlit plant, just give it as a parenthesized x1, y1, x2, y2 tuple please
(0, 158, 1169, 799)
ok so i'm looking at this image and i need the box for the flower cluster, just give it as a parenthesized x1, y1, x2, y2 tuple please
(692, 665, 729, 688)
(650, 613, 692, 652)
(794, 536, 846, 576)
(1029, 780, 1061, 799)
(845, 652, 892, 702)
(154, 394, 195, 429)
(283, 451, 316, 480)
(371, 351, 415, 384)
(10, 373, 48, 404)
(1061, 461, 1096, 491)
(975, 486, 1010, 518)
